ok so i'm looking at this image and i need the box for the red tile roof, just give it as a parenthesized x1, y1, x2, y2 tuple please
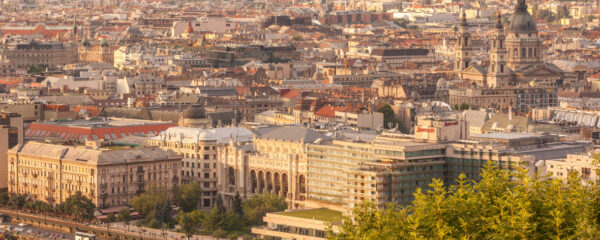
(315, 106, 344, 118)
(25, 121, 175, 141)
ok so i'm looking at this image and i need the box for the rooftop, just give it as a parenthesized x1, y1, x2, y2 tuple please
(275, 208, 343, 223)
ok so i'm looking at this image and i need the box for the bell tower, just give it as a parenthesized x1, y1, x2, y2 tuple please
(454, 11, 472, 73)
(487, 12, 510, 88)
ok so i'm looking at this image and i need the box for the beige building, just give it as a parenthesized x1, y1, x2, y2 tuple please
(7, 140, 181, 208)
(78, 39, 116, 64)
(543, 152, 599, 184)
(148, 126, 252, 210)
(2, 41, 77, 68)
(218, 127, 330, 209)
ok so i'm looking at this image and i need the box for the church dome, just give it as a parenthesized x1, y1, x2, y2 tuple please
(183, 102, 206, 119)
(436, 78, 448, 90)
(506, 0, 537, 32)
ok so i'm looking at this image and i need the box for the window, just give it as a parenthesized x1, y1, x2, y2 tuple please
(204, 173, 210, 179)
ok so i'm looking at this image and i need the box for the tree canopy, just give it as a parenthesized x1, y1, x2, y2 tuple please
(328, 164, 600, 239)
(173, 181, 203, 213)
(243, 193, 287, 226)
(58, 191, 95, 221)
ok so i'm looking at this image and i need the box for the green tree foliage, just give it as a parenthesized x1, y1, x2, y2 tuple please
(232, 193, 244, 217)
(0, 191, 9, 206)
(242, 193, 287, 226)
(8, 194, 26, 209)
(328, 164, 600, 239)
(377, 104, 399, 129)
(58, 191, 95, 221)
(177, 210, 205, 239)
(23, 200, 52, 213)
(173, 182, 203, 212)
(117, 208, 131, 226)
(106, 213, 116, 222)
(131, 187, 174, 228)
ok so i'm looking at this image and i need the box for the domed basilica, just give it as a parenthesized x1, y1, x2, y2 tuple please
(455, 0, 563, 88)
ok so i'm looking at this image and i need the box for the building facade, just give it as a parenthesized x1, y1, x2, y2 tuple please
(2, 41, 77, 68)
(7, 140, 181, 209)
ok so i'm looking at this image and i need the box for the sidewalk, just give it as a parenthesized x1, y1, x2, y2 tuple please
(104, 221, 223, 240)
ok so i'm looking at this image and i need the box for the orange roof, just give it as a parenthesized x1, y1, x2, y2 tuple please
(0, 77, 23, 88)
(184, 21, 194, 34)
(281, 89, 300, 99)
(315, 106, 344, 118)
(1, 25, 69, 38)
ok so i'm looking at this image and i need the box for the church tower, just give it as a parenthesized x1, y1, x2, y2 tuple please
(454, 11, 472, 73)
(505, 0, 543, 70)
(487, 12, 510, 88)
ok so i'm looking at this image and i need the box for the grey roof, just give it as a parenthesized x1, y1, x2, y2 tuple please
(11, 141, 178, 165)
(482, 113, 529, 133)
(463, 110, 490, 129)
(258, 126, 332, 143)
(371, 48, 429, 57)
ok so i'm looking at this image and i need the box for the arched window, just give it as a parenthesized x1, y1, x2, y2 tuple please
(513, 48, 518, 59)
(499, 40, 503, 49)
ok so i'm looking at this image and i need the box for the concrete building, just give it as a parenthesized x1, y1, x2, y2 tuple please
(542, 152, 599, 184)
(7, 140, 181, 208)
(0, 113, 23, 190)
(251, 208, 342, 240)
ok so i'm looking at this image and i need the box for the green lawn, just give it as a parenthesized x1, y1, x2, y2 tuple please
(276, 208, 343, 223)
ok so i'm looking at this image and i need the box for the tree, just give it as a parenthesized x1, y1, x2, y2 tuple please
(117, 208, 131, 231)
(378, 104, 398, 129)
(242, 193, 287, 226)
(232, 193, 244, 217)
(173, 182, 203, 212)
(106, 213, 116, 222)
(177, 210, 204, 239)
(8, 194, 26, 209)
(328, 164, 600, 239)
(131, 187, 174, 228)
(59, 191, 95, 221)
(0, 191, 9, 206)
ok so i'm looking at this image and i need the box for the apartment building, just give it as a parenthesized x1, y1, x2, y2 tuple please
(7, 140, 181, 209)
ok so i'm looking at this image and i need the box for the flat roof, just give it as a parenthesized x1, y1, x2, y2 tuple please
(472, 132, 539, 140)
(275, 208, 343, 223)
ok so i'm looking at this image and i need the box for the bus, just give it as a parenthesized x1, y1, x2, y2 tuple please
(75, 232, 96, 240)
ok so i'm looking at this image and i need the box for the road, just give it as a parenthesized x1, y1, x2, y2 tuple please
(1, 221, 75, 240)
(0, 208, 226, 240)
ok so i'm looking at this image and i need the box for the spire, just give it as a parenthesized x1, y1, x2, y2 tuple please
(495, 11, 503, 29)
(460, 10, 468, 27)
(184, 21, 194, 34)
(516, 0, 527, 12)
